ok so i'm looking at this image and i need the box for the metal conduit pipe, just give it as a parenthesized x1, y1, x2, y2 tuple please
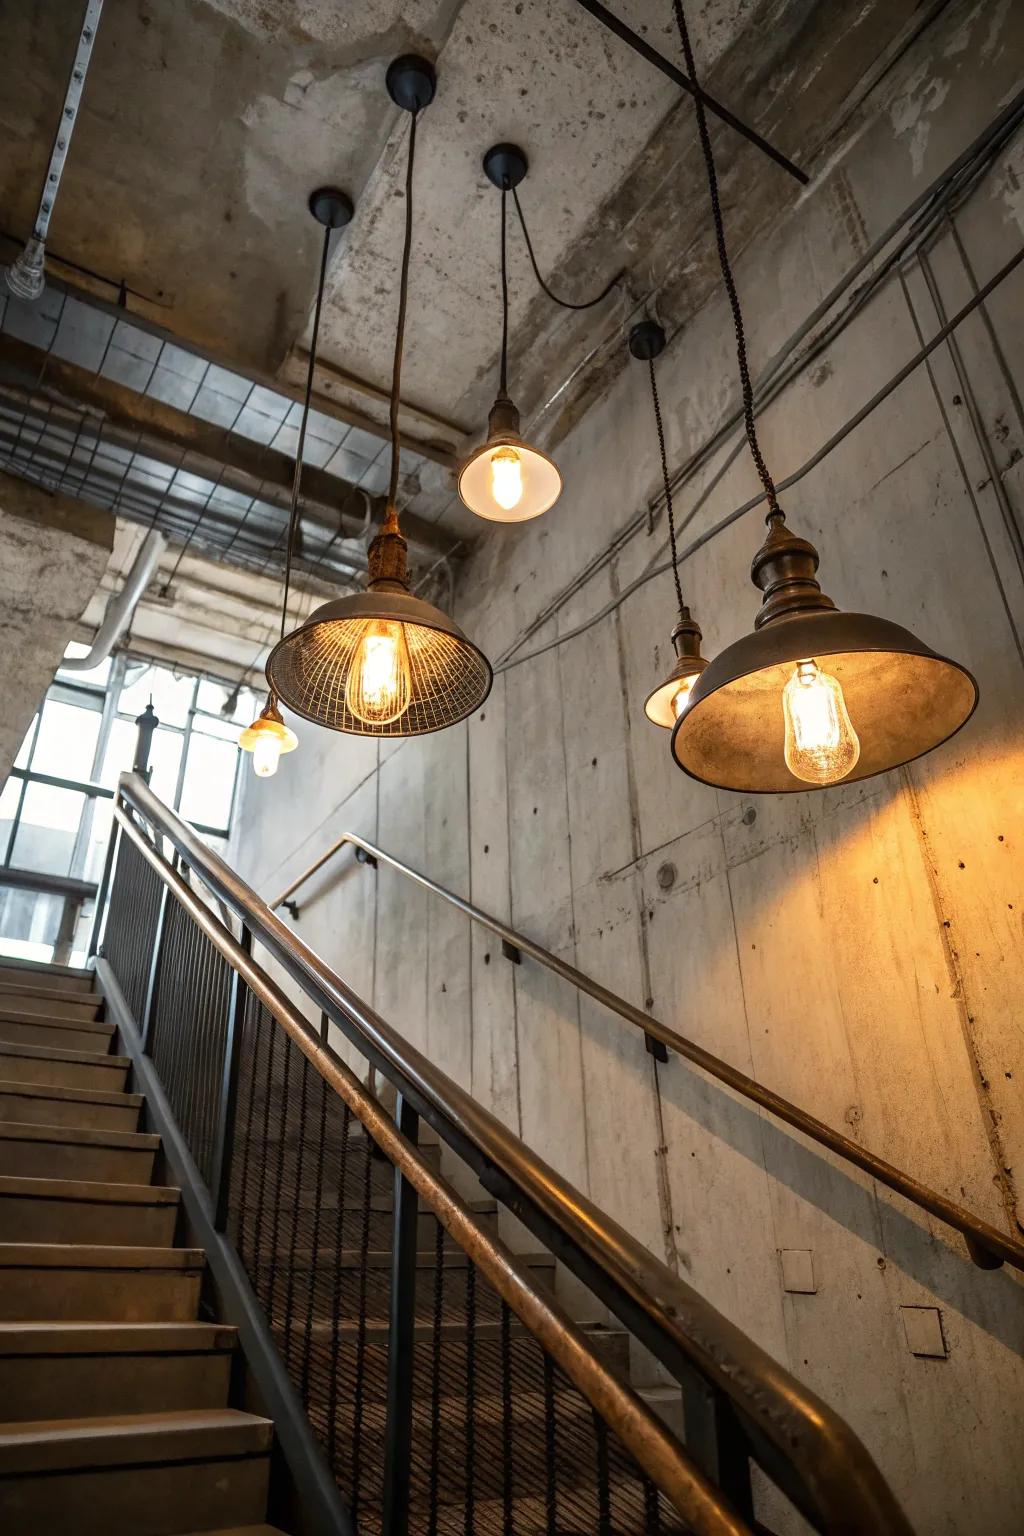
(5, 0, 106, 301)
(62, 527, 167, 671)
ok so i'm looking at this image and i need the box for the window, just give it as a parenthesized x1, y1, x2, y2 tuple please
(0, 646, 261, 966)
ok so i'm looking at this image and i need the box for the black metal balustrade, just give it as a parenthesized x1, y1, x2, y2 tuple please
(92, 771, 916, 1536)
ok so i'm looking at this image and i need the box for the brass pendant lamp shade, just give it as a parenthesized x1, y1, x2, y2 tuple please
(670, 513, 978, 792)
(458, 144, 563, 524)
(267, 56, 492, 739)
(459, 392, 562, 524)
(643, 608, 707, 727)
(266, 509, 491, 736)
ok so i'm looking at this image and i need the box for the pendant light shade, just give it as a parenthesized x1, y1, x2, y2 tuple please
(670, 514, 978, 792)
(643, 608, 708, 727)
(266, 511, 491, 736)
(459, 393, 562, 523)
(267, 55, 492, 739)
(458, 144, 562, 524)
(239, 698, 298, 778)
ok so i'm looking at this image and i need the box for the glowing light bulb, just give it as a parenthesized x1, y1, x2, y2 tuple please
(252, 734, 282, 778)
(782, 659, 860, 785)
(670, 675, 697, 719)
(490, 446, 524, 512)
(346, 619, 412, 726)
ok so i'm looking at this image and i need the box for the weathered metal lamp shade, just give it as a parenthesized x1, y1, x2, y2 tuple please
(671, 516, 978, 792)
(266, 510, 492, 737)
(239, 698, 298, 779)
(644, 608, 708, 728)
(459, 395, 562, 523)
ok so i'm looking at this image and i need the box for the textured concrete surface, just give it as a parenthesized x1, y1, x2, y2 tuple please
(0, 474, 113, 785)
(233, 4, 1024, 1530)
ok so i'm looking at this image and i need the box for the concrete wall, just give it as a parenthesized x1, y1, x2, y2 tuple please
(0, 474, 113, 782)
(232, 5, 1024, 1530)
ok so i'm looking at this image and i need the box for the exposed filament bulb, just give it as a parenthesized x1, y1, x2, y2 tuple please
(782, 659, 860, 785)
(346, 619, 412, 725)
(490, 446, 524, 511)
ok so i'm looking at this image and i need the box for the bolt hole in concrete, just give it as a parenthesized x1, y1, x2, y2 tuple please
(657, 862, 676, 890)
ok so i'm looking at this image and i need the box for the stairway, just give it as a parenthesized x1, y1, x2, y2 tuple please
(0, 957, 287, 1536)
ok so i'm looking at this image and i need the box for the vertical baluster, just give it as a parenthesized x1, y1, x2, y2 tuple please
(266, 1033, 292, 1330)
(543, 1352, 558, 1536)
(300, 1060, 329, 1405)
(643, 1476, 662, 1534)
(463, 1260, 476, 1535)
(349, 1119, 375, 1522)
(140, 882, 170, 1052)
(234, 994, 262, 1264)
(211, 927, 251, 1230)
(88, 816, 119, 961)
(282, 1051, 311, 1372)
(501, 1299, 514, 1534)
(427, 1217, 445, 1536)
(325, 1101, 353, 1477)
(252, 1015, 277, 1309)
(593, 1410, 612, 1536)
(382, 1094, 419, 1536)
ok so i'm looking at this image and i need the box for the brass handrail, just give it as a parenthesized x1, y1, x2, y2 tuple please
(111, 797, 742, 1536)
(118, 771, 913, 1535)
(272, 829, 1024, 1278)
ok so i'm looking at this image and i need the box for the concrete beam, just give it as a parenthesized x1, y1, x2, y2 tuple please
(0, 334, 459, 561)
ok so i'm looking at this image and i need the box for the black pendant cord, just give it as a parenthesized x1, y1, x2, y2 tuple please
(511, 185, 620, 311)
(279, 219, 332, 643)
(499, 187, 510, 396)
(388, 108, 419, 511)
(648, 359, 685, 620)
(670, 0, 781, 523)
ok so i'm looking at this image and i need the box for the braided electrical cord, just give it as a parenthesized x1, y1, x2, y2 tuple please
(671, 0, 782, 522)
(511, 185, 620, 311)
(648, 357, 686, 620)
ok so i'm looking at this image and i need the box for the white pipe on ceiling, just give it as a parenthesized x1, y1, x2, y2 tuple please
(63, 528, 167, 671)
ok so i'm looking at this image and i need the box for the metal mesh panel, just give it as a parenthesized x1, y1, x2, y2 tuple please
(102, 831, 164, 1020)
(267, 616, 491, 736)
(228, 999, 390, 1522)
(398, 1243, 689, 1536)
(147, 896, 235, 1185)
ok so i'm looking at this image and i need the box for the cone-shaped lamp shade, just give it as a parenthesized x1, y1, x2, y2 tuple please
(671, 517, 978, 792)
(266, 513, 492, 737)
(239, 699, 298, 778)
(644, 608, 708, 728)
(459, 395, 561, 523)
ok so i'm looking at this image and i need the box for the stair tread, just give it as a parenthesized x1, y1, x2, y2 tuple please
(0, 1008, 111, 1033)
(0, 1174, 178, 1205)
(0, 1121, 158, 1151)
(0, 1320, 235, 1354)
(0, 1079, 142, 1108)
(0, 1040, 129, 1068)
(0, 1407, 273, 1473)
(0, 1244, 203, 1269)
(0, 981, 101, 1005)
(0, 959, 95, 986)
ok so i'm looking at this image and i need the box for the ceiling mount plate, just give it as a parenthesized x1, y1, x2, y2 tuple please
(387, 54, 437, 113)
(308, 187, 354, 229)
(629, 320, 666, 361)
(484, 143, 528, 191)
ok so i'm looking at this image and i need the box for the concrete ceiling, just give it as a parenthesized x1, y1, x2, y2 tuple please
(1, 0, 932, 546)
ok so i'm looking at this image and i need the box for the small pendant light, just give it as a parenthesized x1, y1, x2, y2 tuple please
(667, 0, 977, 791)
(266, 56, 492, 736)
(458, 145, 562, 523)
(240, 183, 353, 777)
(631, 320, 709, 728)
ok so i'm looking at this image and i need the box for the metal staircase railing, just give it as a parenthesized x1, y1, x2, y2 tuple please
(90, 771, 915, 1536)
(272, 829, 1024, 1277)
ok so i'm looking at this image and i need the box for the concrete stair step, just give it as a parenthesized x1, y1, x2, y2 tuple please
(0, 1078, 142, 1133)
(0, 960, 96, 994)
(0, 1040, 129, 1092)
(0, 983, 103, 1021)
(0, 1244, 204, 1322)
(0, 1174, 179, 1246)
(0, 1409, 272, 1535)
(0, 1120, 159, 1184)
(0, 1320, 236, 1420)
(0, 1009, 115, 1056)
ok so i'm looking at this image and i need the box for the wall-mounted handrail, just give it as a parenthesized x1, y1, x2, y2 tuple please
(117, 771, 913, 1536)
(109, 795, 739, 1536)
(271, 830, 1024, 1278)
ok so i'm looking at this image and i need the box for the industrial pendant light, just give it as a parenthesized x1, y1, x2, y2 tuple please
(631, 320, 709, 728)
(266, 56, 492, 736)
(666, 0, 977, 791)
(240, 184, 353, 777)
(458, 145, 562, 523)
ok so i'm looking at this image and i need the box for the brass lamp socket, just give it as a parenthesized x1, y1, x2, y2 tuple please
(367, 505, 410, 593)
